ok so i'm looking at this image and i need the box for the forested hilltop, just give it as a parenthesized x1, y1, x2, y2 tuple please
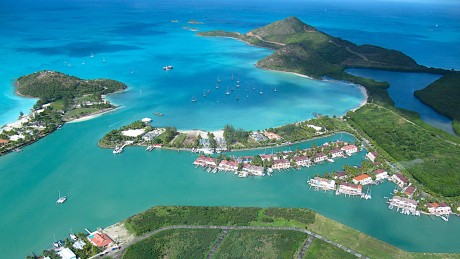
(414, 73, 460, 135)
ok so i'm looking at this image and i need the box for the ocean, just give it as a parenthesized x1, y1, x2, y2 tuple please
(0, 0, 459, 257)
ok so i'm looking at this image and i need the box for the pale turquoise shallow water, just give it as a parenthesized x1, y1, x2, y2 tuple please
(1, 0, 460, 257)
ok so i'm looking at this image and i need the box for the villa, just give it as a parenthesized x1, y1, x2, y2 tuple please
(341, 144, 358, 155)
(89, 232, 113, 248)
(260, 154, 276, 161)
(389, 196, 418, 215)
(337, 182, 363, 196)
(389, 173, 409, 188)
(294, 156, 310, 167)
(193, 156, 216, 167)
(218, 160, 238, 171)
(333, 171, 347, 180)
(366, 151, 378, 162)
(251, 131, 268, 142)
(314, 153, 328, 163)
(403, 185, 416, 198)
(272, 159, 290, 170)
(242, 164, 264, 176)
(329, 148, 343, 158)
(352, 174, 373, 185)
(426, 202, 452, 216)
(374, 169, 388, 181)
(308, 177, 336, 190)
(57, 248, 77, 259)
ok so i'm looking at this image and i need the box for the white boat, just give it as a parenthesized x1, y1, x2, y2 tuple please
(191, 97, 198, 102)
(146, 145, 154, 151)
(102, 57, 106, 63)
(215, 84, 219, 89)
(163, 65, 173, 70)
(56, 191, 67, 204)
(90, 52, 94, 58)
(113, 146, 123, 154)
(216, 76, 221, 83)
(327, 158, 335, 162)
(225, 87, 230, 95)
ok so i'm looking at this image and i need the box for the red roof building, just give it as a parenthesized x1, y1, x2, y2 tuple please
(90, 233, 113, 247)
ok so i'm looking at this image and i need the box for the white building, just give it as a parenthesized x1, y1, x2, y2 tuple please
(389, 173, 409, 188)
(294, 156, 310, 167)
(308, 177, 336, 190)
(374, 169, 388, 181)
(272, 159, 290, 170)
(242, 164, 264, 176)
(337, 182, 362, 196)
(57, 248, 77, 259)
(341, 144, 358, 155)
(388, 196, 418, 215)
(366, 152, 378, 162)
(314, 153, 327, 163)
(426, 202, 452, 216)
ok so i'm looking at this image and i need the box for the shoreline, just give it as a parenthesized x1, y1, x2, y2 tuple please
(66, 106, 121, 123)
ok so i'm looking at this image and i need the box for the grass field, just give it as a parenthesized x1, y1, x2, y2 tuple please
(303, 239, 356, 259)
(123, 228, 220, 259)
(214, 230, 308, 259)
(63, 107, 99, 120)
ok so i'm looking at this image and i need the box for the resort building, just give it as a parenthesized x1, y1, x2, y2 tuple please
(294, 156, 310, 167)
(218, 160, 238, 171)
(366, 151, 378, 162)
(337, 182, 363, 196)
(389, 173, 409, 188)
(314, 153, 327, 163)
(352, 174, 373, 185)
(89, 232, 113, 248)
(57, 248, 77, 259)
(272, 159, 290, 170)
(374, 169, 388, 181)
(242, 164, 264, 176)
(263, 131, 282, 140)
(403, 185, 416, 198)
(333, 171, 347, 180)
(426, 203, 452, 216)
(308, 177, 336, 190)
(341, 144, 358, 155)
(388, 196, 418, 215)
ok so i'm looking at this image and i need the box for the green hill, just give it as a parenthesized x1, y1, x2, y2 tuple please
(414, 73, 460, 134)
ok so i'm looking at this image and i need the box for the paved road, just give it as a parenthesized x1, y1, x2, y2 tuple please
(105, 225, 368, 259)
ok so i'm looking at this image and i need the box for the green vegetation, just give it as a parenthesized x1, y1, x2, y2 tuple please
(264, 208, 316, 225)
(223, 124, 249, 147)
(171, 133, 187, 147)
(414, 73, 460, 135)
(16, 70, 126, 108)
(347, 104, 460, 198)
(214, 230, 308, 259)
(98, 120, 154, 148)
(199, 16, 447, 91)
(124, 206, 261, 236)
(303, 239, 356, 259)
(123, 228, 220, 259)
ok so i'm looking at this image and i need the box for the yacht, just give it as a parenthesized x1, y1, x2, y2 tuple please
(225, 88, 230, 95)
(216, 76, 221, 83)
(163, 65, 173, 70)
(191, 97, 198, 102)
(215, 84, 219, 89)
(113, 146, 123, 154)
(90, 52, 94, 58)
(56, 191, 67, 204)
(274, 88, 277, 92)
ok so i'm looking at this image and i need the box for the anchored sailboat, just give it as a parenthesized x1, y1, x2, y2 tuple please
(56, 190, 67, 204)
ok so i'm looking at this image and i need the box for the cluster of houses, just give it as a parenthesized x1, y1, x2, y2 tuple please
(193, 141, 360, 178)
(46, 229, 118, 259)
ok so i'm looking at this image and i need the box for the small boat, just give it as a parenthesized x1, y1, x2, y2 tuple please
(203, 91, 207, 97)
(102, 57, 106, 63)
(216, 76, 221, 83)
(215, 84, 219, 89)
(90, 52, 94, 58)
(57, 124, 62, 129)
(146, 145, 154, 151)
(327, 158, 334, 163)
(56, 191, 67, 204)
(225, 88, 230, 95)
(154, 112, 164, 116)
(13, 148, 22, 152)
(274, 88, 277, 92)
(163, 65, 173, 70)
(191, 97, 198, 102)
(259, 91, 263, 95)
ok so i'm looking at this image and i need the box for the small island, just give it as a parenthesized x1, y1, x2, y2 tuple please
(0, 70, 127, 156)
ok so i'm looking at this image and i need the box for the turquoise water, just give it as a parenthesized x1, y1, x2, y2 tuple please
(1, 0, 460, 257)
(346, 69, 455, 134)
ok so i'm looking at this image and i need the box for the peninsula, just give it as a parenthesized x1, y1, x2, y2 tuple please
(0, 70, 127, 156)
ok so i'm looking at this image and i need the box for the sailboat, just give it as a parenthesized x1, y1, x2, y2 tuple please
(215, 84, 219, 89)
(231, 73, 234, 81)
(90, 52, 94, 58)
(203, 91, 207, 97)
(225, 87, 230, 95)
(102, 57, 106, 63)
(191, 96, 198, 102)
(274, 87, 277, 92)
(216, 76, 221, 83)
(56, 190, 67, 204)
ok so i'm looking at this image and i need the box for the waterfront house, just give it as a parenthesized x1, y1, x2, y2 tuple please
(337, 182, 362, 196)
(57, 247, 77, 259)
(389, 173, 409, 188)
(72, 240, 85, 250)
(263, 131, 282, 140)
(314, 153, 327, 163)
(308, 177, 336, 190)
(242, 164, 264, 176)
(426, 202, 452, 216)
(294, 156, 310, 167)
(272, 159, 290, 170)
(199, 138, 210, 147)
(403, 185, 416, 198)
(218, 160, 238, 171)
(374, 169, 388, 181)
(389, 196, 418, 215)
(333, 171, 347, 180)
(329, 148, 343, 158)
(352, 174, 373, 185)
(193, 156, 216, 167)
(366, 152, 378, 162)
(89, 232, 113, 248)
(9, 134, 25, 141)
(341, 144, 358, 155)
(260, 154, 276, 161)
(142, 129, 163, 141)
